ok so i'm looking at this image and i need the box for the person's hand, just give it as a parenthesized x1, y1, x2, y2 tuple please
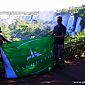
(7, 40, 12, 43)
(53, 34, 57, 37)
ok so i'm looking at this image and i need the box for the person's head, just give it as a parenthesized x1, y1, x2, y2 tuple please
(57, 16, 62, 25)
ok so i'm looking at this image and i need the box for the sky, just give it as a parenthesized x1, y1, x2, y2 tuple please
(0, 0, 85, 12)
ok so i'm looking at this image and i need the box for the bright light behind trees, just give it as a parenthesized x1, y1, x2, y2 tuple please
(0, 0, 85, 11)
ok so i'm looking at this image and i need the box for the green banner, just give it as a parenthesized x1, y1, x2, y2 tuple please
(2, 36, 54, 78)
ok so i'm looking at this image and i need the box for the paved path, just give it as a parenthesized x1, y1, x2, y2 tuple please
(0, 56, 85, 85)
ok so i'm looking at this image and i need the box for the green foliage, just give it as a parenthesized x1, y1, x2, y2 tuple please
(6, 18, 49, 40)
(0, 6, 85, 41)
(0, 21, 11, 39)
(64, 32, 85, 60)
(77, 5, 85, 29)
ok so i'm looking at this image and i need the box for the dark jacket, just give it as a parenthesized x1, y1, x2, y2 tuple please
(53, 24, 66, 44)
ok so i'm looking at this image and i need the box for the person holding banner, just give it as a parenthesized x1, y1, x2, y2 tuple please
(0, 32, 9, 46)
(0, 28, 10, 78)
(0, 28, 9, 53)
(52, 16, 66, 69)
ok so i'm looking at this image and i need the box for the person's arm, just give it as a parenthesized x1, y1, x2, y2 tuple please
(51, 26, 56, 36)
(2, 36, 10, 42)
(55, 34, 64, 38)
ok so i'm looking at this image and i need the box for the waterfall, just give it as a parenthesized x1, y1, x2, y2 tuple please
(75, 17, 82, 33)
(66, 15, 74, 33)
(61, 13, 70, 27)
(20, 15, 32, 21)
(32, 15, 39, 21)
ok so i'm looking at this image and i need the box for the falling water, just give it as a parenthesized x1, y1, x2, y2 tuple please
(66, 15, 74, 33)
(75, 17, 82, 32)
(61, 13, 70, 27)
